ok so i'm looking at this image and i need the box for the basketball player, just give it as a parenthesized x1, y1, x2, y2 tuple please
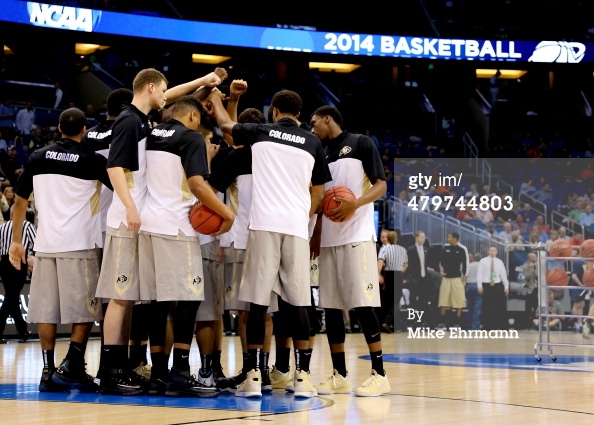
(309, 105, 390, 397)
(138, 95, 233, 397)
(95, 68, 223, 395)
(207, 89, 331, 398)
(9, 108, 111, 392)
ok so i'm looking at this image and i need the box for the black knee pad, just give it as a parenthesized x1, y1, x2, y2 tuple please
(247, 303, 268, 345)
(355, 307, 381, 343)
(325, 308, 345, 344)
(172, 301, 200, 345)
(306, 305, 318, 337)
(130, 303, 151, 341)
(146, 301, 171, 347)
(272, 307, 292, 339)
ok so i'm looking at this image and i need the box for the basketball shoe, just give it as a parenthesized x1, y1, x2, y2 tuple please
(315, 369, 352, 394)
(354, 370, 390, 397)
(235, 369, 262, 398)
(293, 370, 317, 398)
(269, 366, 292, 391)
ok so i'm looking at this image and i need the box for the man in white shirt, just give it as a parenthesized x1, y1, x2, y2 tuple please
(497, 222, 513, 242)
(15, 102, 35, 138)
(477, 246, 509, 330)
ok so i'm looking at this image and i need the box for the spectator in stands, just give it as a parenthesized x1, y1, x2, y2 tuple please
(53, 81, 63, 109)
(569, 259, 587, 332)
(497, 222, 513, 242)
(475, 207, 494, 225)
(568, 197, 586, 233)
(522, 251, 539, 327)
(519, 179, 537, 197)
(512, 213, 531, 234)
(558, 226, 570, 241)
(534, 215, 550, 234)
(15, 102, 35, 139)
(507, 230, 525, 251)
(0, 131, 7, 153)
(482, 185, 495, 198)
(579, 203, 594, 238)
(569, 232, 584, 255)
(465, 183, 479, 199)
(520, 203, 537, 224)
(527, 230, 541, 248)
(580, 162, 594, 181)
(0, 98, 17, 142)
(533, 291, 564, 330)
(496, 201, 517, 224)
(533, 183, 553, 203)
(545, 229, 560, 248)
(2, 187, 15, 222)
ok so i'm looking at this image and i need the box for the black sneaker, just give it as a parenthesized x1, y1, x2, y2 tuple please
(0, 339, 7, 344)
(165, 368, 220, 398)
(148, 375, 170, 396)
(99, 369, 146, 395)
(18, 331, 34, 343)
(216, 370, 246, 394)
(213, 365, 226, 382)
(261, 367, 272, 393)
(52, 360, 99, 392)
(39, 368, 70, 393)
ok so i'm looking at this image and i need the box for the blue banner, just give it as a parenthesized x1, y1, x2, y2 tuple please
(1, 1, 592, 63)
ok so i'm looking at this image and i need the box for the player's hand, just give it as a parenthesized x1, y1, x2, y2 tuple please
(504, 288, 509, 296)
(202, 72, 222, 88)
(211, 214, 235, 237)
(214, 67, 228, 81)
(229, 79, 248, 98)
(207, 88, 225, 104)
(9, 242, 25, 270)
(478, 287, 484, 294)
(125, 205, 141, 232)
(379, 275, 385, 285)
(326, 196, 357, 222)
(206, 142, 220, 162)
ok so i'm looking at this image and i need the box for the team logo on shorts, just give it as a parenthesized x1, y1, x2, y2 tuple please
(339, 146, 352, 156)
(192, 276, 202, 286)
(226, 286, 232, 293)
(310, 263, 318, 272)
(116, 275, 128, 283)
(367, 282, 374, 291)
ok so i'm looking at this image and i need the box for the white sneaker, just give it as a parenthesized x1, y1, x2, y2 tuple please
(315, 369, 352, 394)
(293, 370, 317, 398)
(198, 368, 216, 389)
(235, 369, 262, 398)
(269, 366, 292, 390)
(354, 370, 390, 397)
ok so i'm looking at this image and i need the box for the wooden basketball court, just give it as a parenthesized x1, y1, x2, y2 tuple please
(1, 330, 593, 424)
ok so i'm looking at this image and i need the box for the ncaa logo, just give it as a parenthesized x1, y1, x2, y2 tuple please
(528, 41, 586, 63)
(27, 2, 102, 32)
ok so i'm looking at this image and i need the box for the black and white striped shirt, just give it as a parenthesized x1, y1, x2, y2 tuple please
(0, 220, 37, 256)
(378, 243, 408, 271)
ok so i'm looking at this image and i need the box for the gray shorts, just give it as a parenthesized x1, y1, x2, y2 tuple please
(223, 248, 278, 313)
(196, 254, 224, 321)
(28, 250, 103, 324)
(95, 225, 140, 301)
(138, 231, 204, 302)
(239, 230, 311, 307)
(318, 240, 380, 310)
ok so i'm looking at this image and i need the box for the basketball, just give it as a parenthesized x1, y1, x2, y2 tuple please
(580, 239, 594, 258)
(323, 185, 356, 222)
(546, 267, 569, 286)
(584, 268, 594, 287)
(548, 238, 573, 261)
(189, 203, 223, 235)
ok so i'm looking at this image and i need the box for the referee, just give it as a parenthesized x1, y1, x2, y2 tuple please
(377, 229, 408, 333)
(0, 205, 36, 343)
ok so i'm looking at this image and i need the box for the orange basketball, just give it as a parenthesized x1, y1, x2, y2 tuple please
(548, 238, 573, 261)
(546, 267, 569, 286)
(584, 268, 594, 287)
(322, 185, 356, 222)
(580, 239, 594, 258)
(189, 203, 223, 235)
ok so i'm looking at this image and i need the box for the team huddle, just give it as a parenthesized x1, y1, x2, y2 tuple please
(7, 67, 390, 400)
